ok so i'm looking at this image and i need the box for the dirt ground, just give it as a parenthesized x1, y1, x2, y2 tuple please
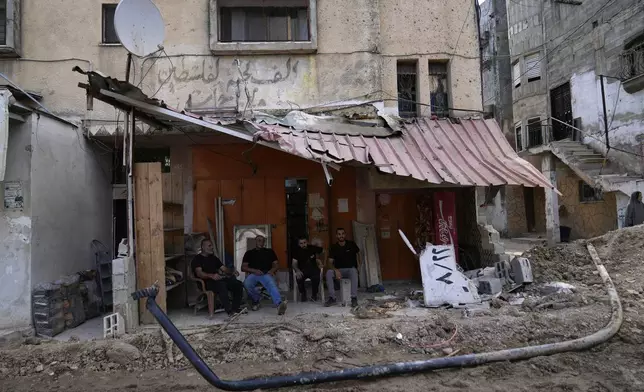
(2, 225, 644, 391)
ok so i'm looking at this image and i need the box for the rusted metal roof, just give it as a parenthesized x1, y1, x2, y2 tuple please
(251, 118, 554, 188)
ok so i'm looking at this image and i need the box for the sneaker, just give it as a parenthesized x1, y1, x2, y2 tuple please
(251, 302, 260, 311)
(351, 297, 359, 308)
(277, 301, 288, 315)
(324, 297, 337, 307)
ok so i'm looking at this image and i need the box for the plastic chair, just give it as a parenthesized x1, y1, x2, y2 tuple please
(292, 269, 324, 302)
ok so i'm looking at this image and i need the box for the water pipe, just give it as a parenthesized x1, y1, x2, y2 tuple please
(132, 243, 622, 391)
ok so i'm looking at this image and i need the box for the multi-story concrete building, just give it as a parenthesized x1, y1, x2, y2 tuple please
(487, 0, 644, 243)
(0, 0, 489, 330)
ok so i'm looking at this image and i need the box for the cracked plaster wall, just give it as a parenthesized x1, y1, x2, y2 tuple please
(0, 119, 32, 329)
(556, 163, 617, 240)
(0, 0, 480, 127)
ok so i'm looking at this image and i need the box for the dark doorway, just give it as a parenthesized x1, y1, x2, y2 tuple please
(550, 82, 573, 141)
(285, 179, 308, 279)
(524, 187, 536, 233)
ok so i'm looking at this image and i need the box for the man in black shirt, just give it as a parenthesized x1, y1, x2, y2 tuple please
(241, 235, 287, 315)
(325, 228, 360, 307)
(292, 236, 324, 301)
(192, 239, 244, 317)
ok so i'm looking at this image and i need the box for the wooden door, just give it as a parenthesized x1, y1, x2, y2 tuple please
(376, 193, 421, 281)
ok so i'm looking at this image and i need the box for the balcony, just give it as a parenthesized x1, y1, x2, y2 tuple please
(620, 41, 644, 94)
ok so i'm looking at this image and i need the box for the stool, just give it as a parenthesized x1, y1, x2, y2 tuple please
(338, 278, 351, 307)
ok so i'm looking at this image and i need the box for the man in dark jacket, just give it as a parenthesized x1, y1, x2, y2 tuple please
(625, 191, 644, 227)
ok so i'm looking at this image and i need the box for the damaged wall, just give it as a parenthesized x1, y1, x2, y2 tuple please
(570, 71, 644, 175)
(29, 115, 112, 288)
(0, 119, 32, 329)
(1, 0, 481, 130)
(556, 163, 618, 240)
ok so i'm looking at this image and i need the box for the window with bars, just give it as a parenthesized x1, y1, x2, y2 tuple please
(219, 5, 309, 42)
(579, 182, 603, 202)
(515, 123, 523, 151)
(525, 53, 541, 83)
(0, 0, 6, 46)
(102, 4, 119, 44)
(397, 61, 418, 118)
(429, 61, 449, 117)
(527, 117, 543, 147)
(512, 61, 521, 88)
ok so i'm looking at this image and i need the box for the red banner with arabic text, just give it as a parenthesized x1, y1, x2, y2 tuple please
(433, 191, 459, 263)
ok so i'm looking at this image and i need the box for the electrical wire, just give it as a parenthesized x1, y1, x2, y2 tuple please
(451, 0, 474, 63)
(151, 49, 175, 98)
(503, 0, 614, 91)
(607, 81, 622, 133)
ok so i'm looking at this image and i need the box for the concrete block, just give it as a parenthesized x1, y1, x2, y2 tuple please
(112, 257, 126, 275)
(338, 279, 351, 307)
(103, 313, 125, 338)
(477, 277, 503, 295)
(112, 274, 127, 291)
(113, 289, 128, 305)
(511, 257, 534, 284)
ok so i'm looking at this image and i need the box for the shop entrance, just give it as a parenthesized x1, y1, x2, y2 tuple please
(285, 179, 308, 277)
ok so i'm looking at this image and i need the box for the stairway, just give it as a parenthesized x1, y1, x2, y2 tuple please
(549, 140, 643, 193)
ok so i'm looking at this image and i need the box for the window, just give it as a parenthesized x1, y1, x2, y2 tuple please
(620, 33, 644, 93)
(515, 123, 523, 151)
(211, 0, 317, 54)
(102, 4, 119, 44)
(525, 53, 541, 82)
(397, 61, 418, 118)
(0, 0, 20, 56)
(512, 61, 521, 88)
(220, 7, 309, 42)
(527, 117, 543, 147)
(0, 0, 6, 46)
(429, 61, 449, 117)
(579, 182, 603, 202)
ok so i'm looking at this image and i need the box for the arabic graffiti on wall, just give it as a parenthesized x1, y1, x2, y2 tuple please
(154, 56, 300, 110)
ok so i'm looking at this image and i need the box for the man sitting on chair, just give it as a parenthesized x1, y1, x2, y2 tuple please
(325, 228, 360, 308)
(192, 239, 244, 318)
(241, 235, 287, 315)
(292, 236, 324, 302)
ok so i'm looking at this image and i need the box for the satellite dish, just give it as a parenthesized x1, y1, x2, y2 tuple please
(114, 0, 165, 57)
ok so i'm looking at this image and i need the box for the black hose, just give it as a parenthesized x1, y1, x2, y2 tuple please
(133, 243, 622, 391)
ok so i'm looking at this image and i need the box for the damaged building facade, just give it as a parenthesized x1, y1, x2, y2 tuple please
(1, 0, 556, 332)
(480, 0, 644, 243)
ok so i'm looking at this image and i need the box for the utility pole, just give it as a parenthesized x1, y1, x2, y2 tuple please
(600, 75, 610, 153)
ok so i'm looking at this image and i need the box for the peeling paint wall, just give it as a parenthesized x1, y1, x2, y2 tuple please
(29, 115, 112, 287)
(0, 119, 32, 329)
(0, 0, 481, 126)
(571, 71, 644, 175)
(556, 163, 617, 239)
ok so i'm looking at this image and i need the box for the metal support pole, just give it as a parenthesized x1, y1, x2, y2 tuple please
(126, 109, 135, 257)
(600, 75, 610, 152)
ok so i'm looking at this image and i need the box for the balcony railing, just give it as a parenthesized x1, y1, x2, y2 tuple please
(620, 41, 644, 81)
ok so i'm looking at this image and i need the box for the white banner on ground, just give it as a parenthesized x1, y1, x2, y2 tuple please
(419, 244, 481, 307)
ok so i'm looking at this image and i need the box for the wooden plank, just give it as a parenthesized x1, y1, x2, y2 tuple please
(134, 163, 153, 324)
(171, 164, 183, 204)
(162, 172, 172, 203)
(148, 163, 167, 314)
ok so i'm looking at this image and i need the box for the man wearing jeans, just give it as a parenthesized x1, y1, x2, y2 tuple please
(325, 228, 360, 307)
(241, 235, 287, 315)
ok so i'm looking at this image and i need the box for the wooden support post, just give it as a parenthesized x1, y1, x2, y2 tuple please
(135, 162, 166, 324)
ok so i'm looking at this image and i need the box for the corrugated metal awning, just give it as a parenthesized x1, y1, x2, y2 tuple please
(252, 118, 555, 189)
